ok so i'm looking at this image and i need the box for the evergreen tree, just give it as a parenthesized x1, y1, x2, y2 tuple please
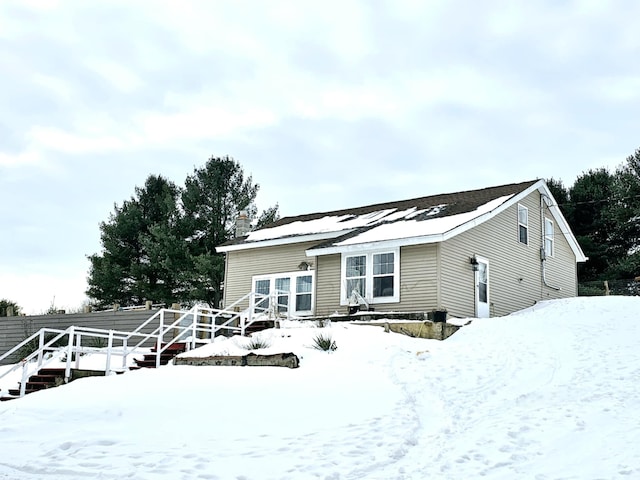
(569, 168, 616, 280)
(546, 177, 570, 207)
(607, 149, 640, 278)
(545, 177, 573, 221)
(556, 150, 640, 282)
(181, 156, 279, 307)
(86, 158, 279, 309)
(255, 204, 280, 229)
(0, 298, 21, 317)
(87, 175, 185, 308)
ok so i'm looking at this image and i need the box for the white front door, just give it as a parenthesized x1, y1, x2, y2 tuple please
(475, 257, 490, 318)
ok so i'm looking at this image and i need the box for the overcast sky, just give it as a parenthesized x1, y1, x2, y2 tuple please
(1, 0, 639, 314)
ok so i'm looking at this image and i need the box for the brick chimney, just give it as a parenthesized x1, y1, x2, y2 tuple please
(235, 210, 251, 237)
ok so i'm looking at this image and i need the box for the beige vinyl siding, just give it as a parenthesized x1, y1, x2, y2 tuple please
(395, 244, 438, 312)
(540, 214, 578, 297)
(223, 241, 320, 311)
(312, 244, 439, 315)
(440, 190, 578, 318)
(314, 253, 341, 316)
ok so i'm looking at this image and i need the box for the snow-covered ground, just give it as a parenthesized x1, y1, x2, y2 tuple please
(1, 296, 639, 479)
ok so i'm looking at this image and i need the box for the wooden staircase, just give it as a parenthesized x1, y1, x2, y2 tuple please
(1, 368, 107, 401)
(0, 314, 275, 401)
(244, 320, 275, 335)
(0, 344, 188, 400)
(132, 342, 187, 369)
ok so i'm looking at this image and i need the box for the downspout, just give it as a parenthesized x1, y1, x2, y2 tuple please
(540, 193, 561, 291)
(222, 252, 230, 308)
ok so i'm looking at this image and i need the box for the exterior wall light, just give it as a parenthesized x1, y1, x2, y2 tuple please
(470, 255, 479, 271)
(298, 261, 313, 271)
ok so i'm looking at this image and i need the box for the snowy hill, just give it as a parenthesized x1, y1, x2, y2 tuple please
(1, 296, 639, 479)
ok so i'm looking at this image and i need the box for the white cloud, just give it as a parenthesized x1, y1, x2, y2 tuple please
(0, 150, 44, 168)
(30, 73, 75, 101)
(26, 127, 126, 155)
(85, 59, 145, 93)
(137, 106, 278, 143)
(588, 76, 640, 102)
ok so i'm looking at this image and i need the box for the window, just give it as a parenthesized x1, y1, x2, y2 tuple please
(346, 255, 366, 297)
(296, 275, 312, 311)
(478, 262, 488, 303)
(275, 277, 290, 313)
(544, 217, 554, 257)
(252, 271, 315, 316)
(518, 204, 528, 245)
(254, 279, 271, 313)
(373, 252, 395, 297)
(341, 249, 400, 304)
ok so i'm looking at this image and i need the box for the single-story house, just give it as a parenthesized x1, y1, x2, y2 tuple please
(216, 179, 587, 319)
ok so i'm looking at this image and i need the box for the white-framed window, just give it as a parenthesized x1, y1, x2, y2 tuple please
(340, 248, 400, 305)
(544, 217, 554, 257)
(518, 204, 528, 245)
(252, 271, 315, 316)
(345, 255, 366, 299)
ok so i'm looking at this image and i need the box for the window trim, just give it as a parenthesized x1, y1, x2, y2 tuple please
(340, 248, 400, 305)
(544, 217, 554, 257)
(251, 270, 315, 316)
(517, 204, 529, 245)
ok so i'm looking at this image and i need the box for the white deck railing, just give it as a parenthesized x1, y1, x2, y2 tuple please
(0, 292, 292, 397)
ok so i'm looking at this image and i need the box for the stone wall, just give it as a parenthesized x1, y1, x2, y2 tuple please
(174, 352, 300, 368)
(353, 320, 461, 340)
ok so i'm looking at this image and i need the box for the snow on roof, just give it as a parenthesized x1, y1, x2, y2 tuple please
(333, 195, 513, 246)
(244, 206, 436, 243)
(217, 180, 540, 252)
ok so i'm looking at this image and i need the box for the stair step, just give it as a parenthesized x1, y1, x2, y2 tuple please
(37, 368, 66, 376)
(133, 347, 184, 368)
(8, 388, 40, 396)
(25, 382, 53, 391)
(141, 354, 175, 362)
(29, 374, 63, 384)
(150, 343, 187, 353)
(0, 395, 18, 401)
(134, 359, 172, 368)
(245, 321, 275, 334)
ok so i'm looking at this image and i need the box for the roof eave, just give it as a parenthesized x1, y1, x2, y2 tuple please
(306, 234, 446, 256)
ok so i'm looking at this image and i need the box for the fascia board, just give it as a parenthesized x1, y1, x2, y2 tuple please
(306, 234, 445, 256)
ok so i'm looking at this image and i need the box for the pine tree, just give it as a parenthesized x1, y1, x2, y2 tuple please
(87, 175, 185, 308)
(567, 168, 617, 280)
(86, 158, 279, 309)
(0, 299, 21, 317)
(607, 149, 640, 278)
(181, 156, 279, 307)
